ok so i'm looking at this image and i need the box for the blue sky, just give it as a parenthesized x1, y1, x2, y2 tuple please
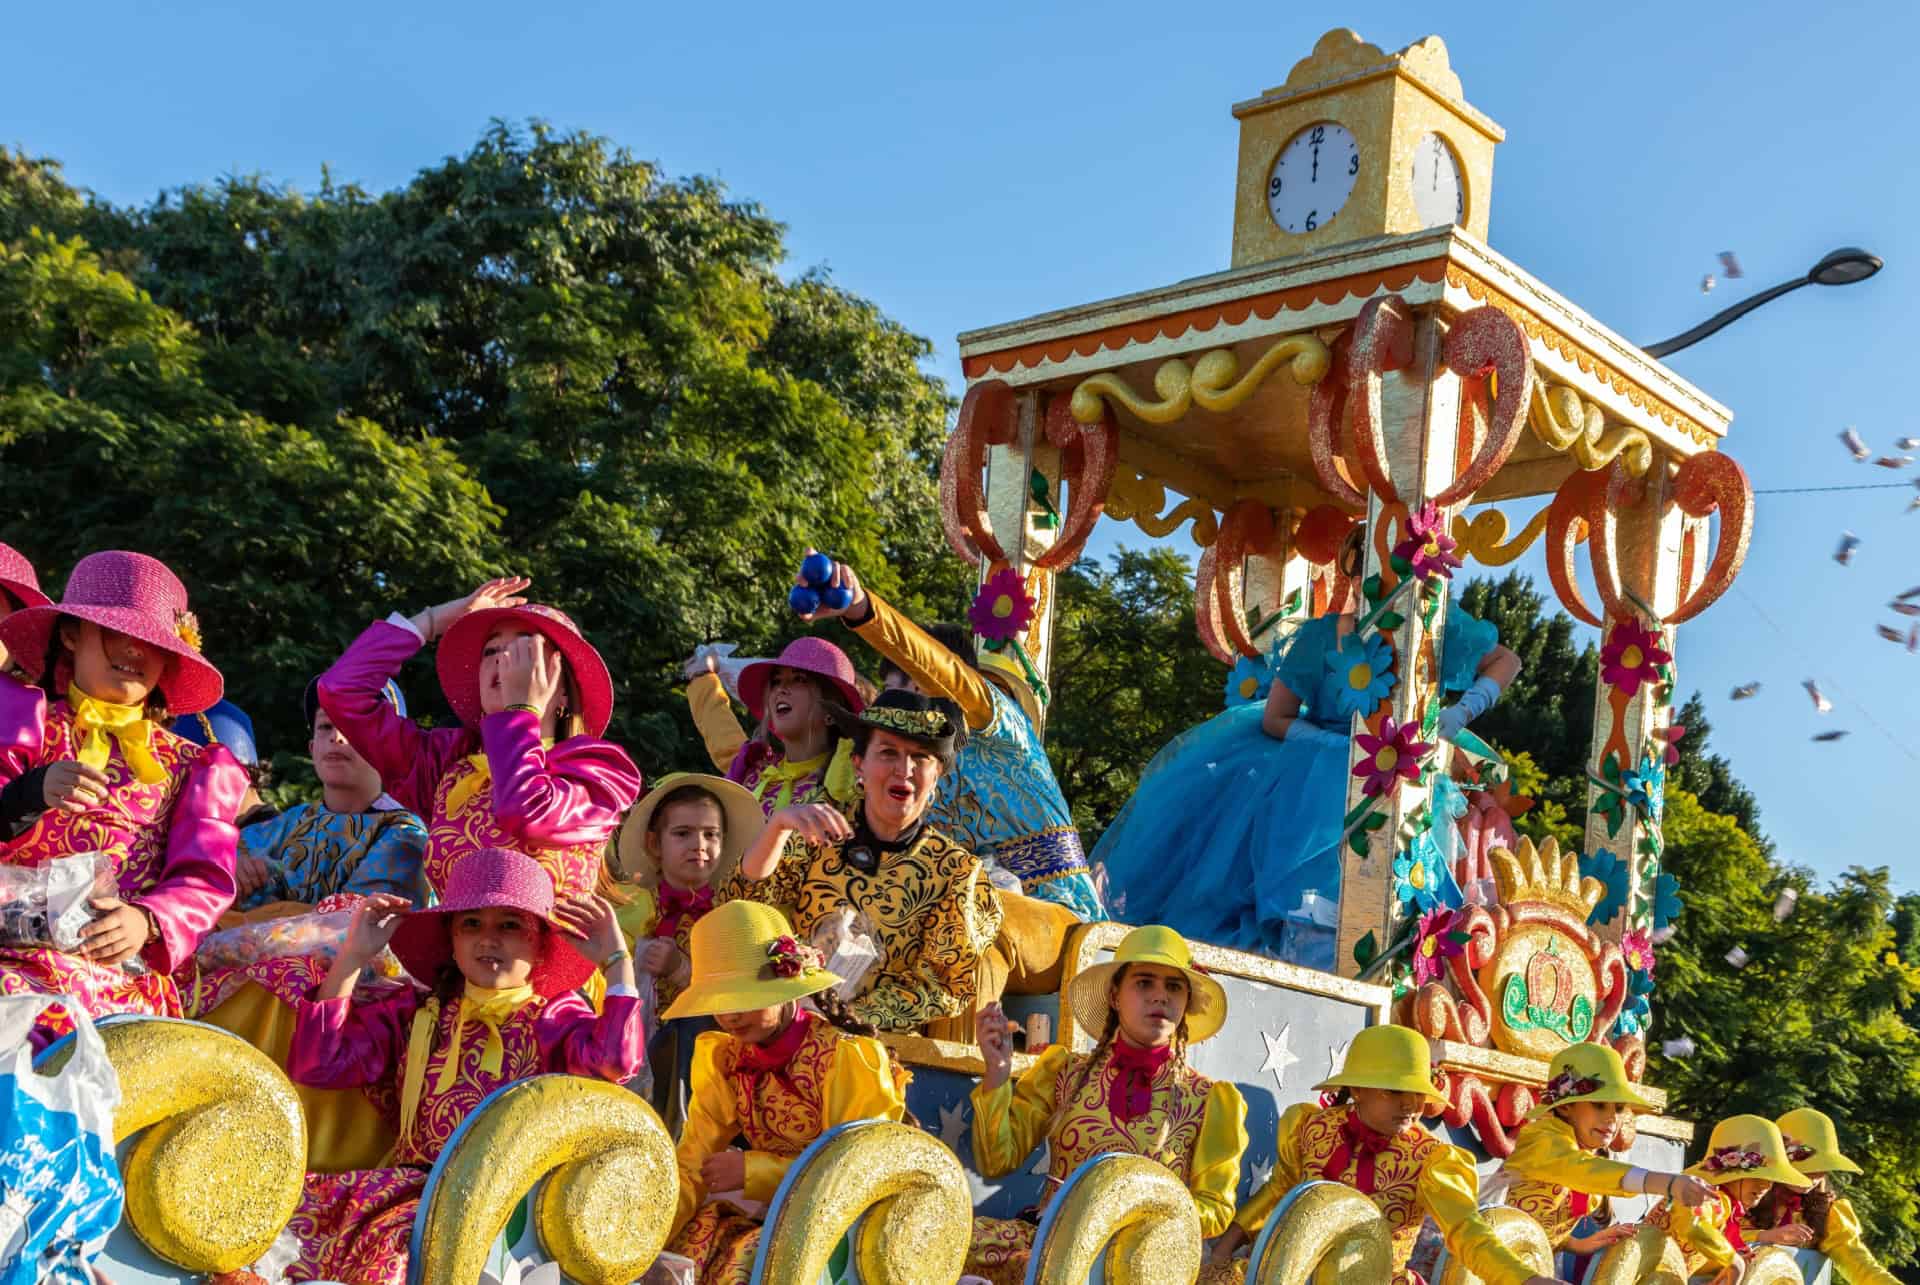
(8, 1, 1916, 887)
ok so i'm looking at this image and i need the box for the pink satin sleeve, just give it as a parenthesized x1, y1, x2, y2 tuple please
(136, 744, 244, 973)
(287, 989, 421, 1089)
(0, 674, 48, 785)
(317, 621, 473, 815)
(482, 712, 641, 849)
(534, 990, 646, 1081)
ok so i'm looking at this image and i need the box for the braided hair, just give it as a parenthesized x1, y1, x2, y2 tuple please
(1043, 964, 1193, 1152)
(806, 989, 919, 1129)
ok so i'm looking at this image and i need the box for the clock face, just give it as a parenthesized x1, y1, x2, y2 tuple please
(1266, 122, 1359, 235)
(1409, 132, 1465, 228)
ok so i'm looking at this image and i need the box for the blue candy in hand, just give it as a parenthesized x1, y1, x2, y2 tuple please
(822, 585, 853, 611)
(788, 585, 821, 615)
(800, 552, 834, 587)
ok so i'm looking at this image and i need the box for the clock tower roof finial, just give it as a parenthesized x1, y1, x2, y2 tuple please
(1243, 28, 1498, 143)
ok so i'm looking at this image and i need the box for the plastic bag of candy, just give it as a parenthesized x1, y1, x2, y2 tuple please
(0, 852, 111, 952)
(193, 905, 404, 980)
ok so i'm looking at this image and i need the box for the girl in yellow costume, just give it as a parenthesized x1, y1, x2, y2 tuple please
(1646, 1114, 1813, 1284)
(1213, 1025, 1567, 1285)
(1500, 1043, 1720, 1278)
(966, 925, 1248, 1285)
(1741, 1107, 1898, 1285)
(661, 900, 910, 1284)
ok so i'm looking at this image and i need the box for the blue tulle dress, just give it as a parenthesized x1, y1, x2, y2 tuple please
(1088, 608, 1500, 960)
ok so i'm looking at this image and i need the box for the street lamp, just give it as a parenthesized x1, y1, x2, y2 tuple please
(1642, 247, 1882, 359)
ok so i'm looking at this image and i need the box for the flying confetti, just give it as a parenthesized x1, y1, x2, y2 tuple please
(1902, 586, 1920, 602)
(1730, 682, 1761, 700)
(1877, 624, 1906, 643)
(1835, 532, 1861, 565)
(1840, 426, 1871, 461)
(1700, 274, 1717, 294)
(1725, 946, 1750, 968)
(1803, 679, 1833, 714)
(1718, 251, 1744, 279)
(1877, 456, 1914, 469)
(1892, 603, 1920, 618)
(1661, 1036, 1697, 1058)
(1773, 889, 1798, 921)
(1910, 624, 1919, 654)
(1813, 730, 1850, 742)
(1900, 437, 1920, 451)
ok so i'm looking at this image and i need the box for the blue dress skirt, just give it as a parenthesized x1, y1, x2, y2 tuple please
(1088, 609, 1499, 959)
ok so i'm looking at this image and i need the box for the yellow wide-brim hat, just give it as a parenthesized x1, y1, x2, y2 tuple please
(1525, 1042, 1657, 1120)
(616, 773, 764, 889)
(660, 900, 842, 1021)
(978, 650, 1043, 727)
(1686, 1114, 1814, 1189)
(1775, 1107, 1863, 1176)
(1066, 925, 1227, 1044)
(1313, 1025, 1448, 1110)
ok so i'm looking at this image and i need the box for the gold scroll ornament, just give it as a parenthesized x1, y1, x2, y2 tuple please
(1244, 1180, 1392, 1283)
(1587, 1225, 1689, 1283)
(1435, 1206, 1553, 1284)
(1068, 335, 1332, 427)
(1029, 1152, 1204, 1284)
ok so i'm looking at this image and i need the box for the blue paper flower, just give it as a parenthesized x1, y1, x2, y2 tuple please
(1613, 991, 1652, 1037)
(1579, 848, 1631, 925)
(1224, 651, 1274, 708)
(1330, 632, 1397, 717)
(1622, 752, 1666, 822)
(1650, 869, 1683, 932)
(1392, 844, 1444, 913)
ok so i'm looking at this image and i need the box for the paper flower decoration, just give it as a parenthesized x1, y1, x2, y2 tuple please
(1353, 715, 1430, 797)
(1620, 928, 1657, 979)
(1392, 846, 1444, 914)
(1622, 753, 1665, 822)
(1650, 869, 1683, 933)
(174, 609, 204, 652)
(969, 567, 1034, 641)
(1225, 652, 1275, 708)
(1410, 907, 1464, 986)
(1579, 848, 1631, 924)
(1600, 619, 1671, 697)
(1331, 632, 1397, 716)
(1391, 501, 1463, 583)
(1702, 1146, 1769, 1175)
(1540, 1070, 1602, 1106)
(1658, 723, 1687, 766)
(1614, 991, 1652, 1036)
(764, 935, 807, 979)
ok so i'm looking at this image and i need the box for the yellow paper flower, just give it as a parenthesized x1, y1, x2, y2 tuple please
(174, 609, 203, 652)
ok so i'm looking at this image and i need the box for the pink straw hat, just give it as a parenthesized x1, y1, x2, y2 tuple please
(0, 551, 223, 714)
(0, 544, 50, 613)
(436, 603, 615, 736)
(388, 848, 597, 998)
(736, 637, 865, 721)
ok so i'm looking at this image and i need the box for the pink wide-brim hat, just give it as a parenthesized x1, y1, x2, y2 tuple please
(736, 636, 865, 722)
(389, 848, 597, 998)
(437, 604, 615, 737)
(0, 543, 50, 613)
(0, 551, 223, 715)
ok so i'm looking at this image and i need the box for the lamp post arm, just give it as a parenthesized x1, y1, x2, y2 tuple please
(1641, 275, 1810, 359)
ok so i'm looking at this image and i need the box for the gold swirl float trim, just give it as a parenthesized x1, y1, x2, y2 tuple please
(1069, 334, 1332, 427)
(1449, 508, 1553, 566)
(1586, 1225, 1688, 1284)
(1435, 1206, 1552, 1283)
(1742, 1247, 1814, 1284)
(1527, 381, 1655, 478)
(753, 1119, 970, 1285)
(1105, 467, 1221, 547)
(1246, 1179, 1392, 1283)
(1029, 1152, 1203, 1285)
(415, 1074, 676, 1285)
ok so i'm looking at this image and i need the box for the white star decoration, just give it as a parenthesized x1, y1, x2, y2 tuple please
(1258, 1024, 1301, 1091)
(1325, 1035, 1354, 1084)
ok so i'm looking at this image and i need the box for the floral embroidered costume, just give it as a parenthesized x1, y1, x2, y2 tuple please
(686, 637, 863, 816)
(967, 926, 1248, 1285)
(661, 900, 910, 1284)
(283, 849, 644, 1285)
(0, 551, 245, 1035)
(1746, 1107, 1899, 1285)
(1229, 1025, 1535, 1285)
(1645, 1114, 1811, 1279)
(317, 603, 640, 900)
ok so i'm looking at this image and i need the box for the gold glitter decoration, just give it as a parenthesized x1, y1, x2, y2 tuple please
(416, 1074, 675, 1285)
(1028, 1153, 1201, 1285)
(755, 1120, 970, 1285)
(1247, 1179, 1391, 1284)
(1528, 381, 1655, 478)
(1586, 1225, 1688, 1285)
(99, 1018, 305, 1271)
(1740, 1248, 1810, 1285)
(1435, 1206, 1552, 1283)
(1450, 508, 1554, 567)
(1068, 335, 1331, 428)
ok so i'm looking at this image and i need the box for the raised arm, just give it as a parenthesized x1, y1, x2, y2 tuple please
(485, 713, 640, 848)
(970, 1043, 1070, 1178)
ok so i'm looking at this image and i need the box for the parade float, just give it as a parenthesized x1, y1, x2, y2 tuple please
(40, 26, 1826, 1285)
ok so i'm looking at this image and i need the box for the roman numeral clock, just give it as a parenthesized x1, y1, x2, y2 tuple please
(1231, 28, 1501, 265)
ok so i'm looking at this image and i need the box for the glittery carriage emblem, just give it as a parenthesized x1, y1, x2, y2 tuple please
(1701, 1144, 1768, 1174)
(174, 609, 203, 652)
(1783, 1137, 1815, 1164)
(863, 706, 953, 738)
(1539, 1069, 1601, 1106)
(763, 935, 821, 980)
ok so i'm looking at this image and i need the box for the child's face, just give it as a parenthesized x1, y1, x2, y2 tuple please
(1110, 963, 1189, 1050)
(310, 709, 381, 800)
(716, 1001, 791, 1045)
(764, 667, 825, 742)
(1559, 1099, 1627, 1151)
(1727, 1177, 1773, 1207)
(450, 906, 542, 989)
(650, 796, 726, 891)
(63, 621, 166, 706)
(1351, 1086, 1429, 1138)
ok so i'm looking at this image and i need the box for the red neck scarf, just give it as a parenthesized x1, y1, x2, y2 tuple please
(1723, 1192, 1750, 1254)
(1107, 1039, 1172, 1124)
(735, 1009, 815, 1106)
(656, 884, 715, 939)
(1323, 1109, 1396, 1195)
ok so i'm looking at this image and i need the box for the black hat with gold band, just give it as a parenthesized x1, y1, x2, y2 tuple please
(827, 688, 967, 760)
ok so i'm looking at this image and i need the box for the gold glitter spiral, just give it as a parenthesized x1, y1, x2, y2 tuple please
(1435, 1206, 1553, 1283)
(1739, 1247, 1812, 1284)
(1028, 1153, 1202, 1285)
(754, 1120, 970, 1285)
(1246, 1180, 1392, 1284)
(414, 1074, 676, 1285)
(1586, 1225, 1688, 1284)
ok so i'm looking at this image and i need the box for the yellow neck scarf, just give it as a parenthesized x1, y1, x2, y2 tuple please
(757, 739, 858, 810)
(444, 741, 554, 818)
(67, 685, 165, 785)
(397, 981, 538, 1145)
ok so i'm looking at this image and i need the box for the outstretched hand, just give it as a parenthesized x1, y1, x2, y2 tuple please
(340, 894, 413, 968)
(551, 893, 626, 964)
(413, 576, 531, 642)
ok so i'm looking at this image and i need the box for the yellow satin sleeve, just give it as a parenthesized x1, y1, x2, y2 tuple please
(672, 1031, 745, 1239)
(971, 1043, 1071, 1179)
(1232, 1101, 1319, 1234)
(1504, 1115, 1638, 1195)
(1678, 1191, 1737, 1270)
(1420, 1144, 1538, 1285)
(610, 883, 659, 950)
(852, 591, 997, 731)
(686, 671, 748, 772)
(1824, 1197, 1900, 1285)
(1190, 1080, 1251, 1237)
(741, 1033, 912, 1202)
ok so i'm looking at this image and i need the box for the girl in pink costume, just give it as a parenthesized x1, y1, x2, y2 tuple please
(0, 550, 245, 1034)
(284, 847, 644, 1283)
(317, 576, 641, 901)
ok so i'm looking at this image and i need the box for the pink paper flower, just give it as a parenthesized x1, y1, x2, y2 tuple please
(969, 567, 1034, 641)
(1659, 723, 1687, 766)
(1391, 501, 1463, 583)
(1620, 928, 1657, 977)
(1600, 619, 1671, 696)
(1353, 715, 1431, 797)
(1411, 908, 1463, 986)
